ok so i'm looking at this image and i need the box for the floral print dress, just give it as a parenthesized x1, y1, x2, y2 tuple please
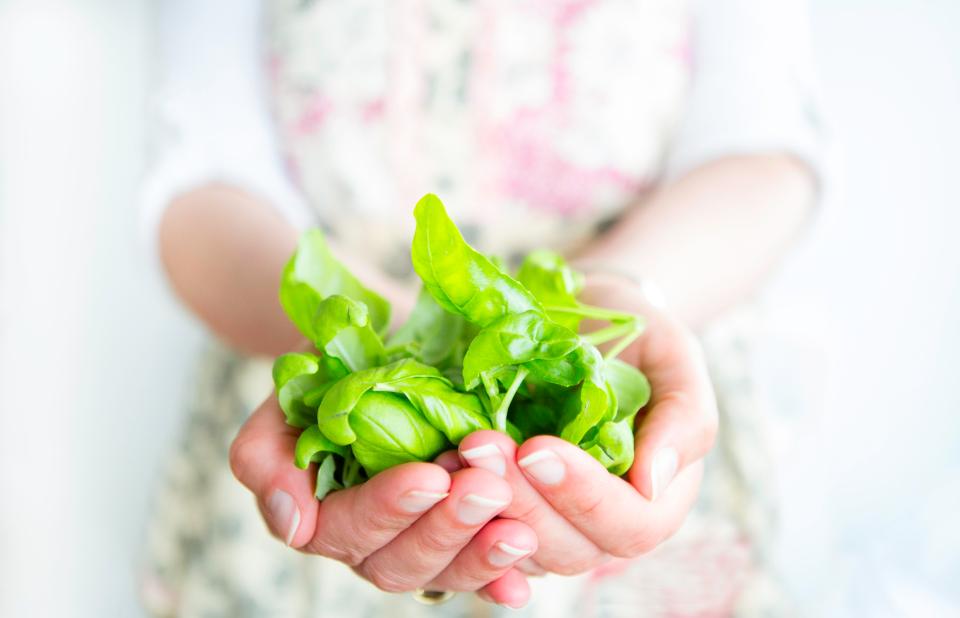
(142, 1, 793, 616)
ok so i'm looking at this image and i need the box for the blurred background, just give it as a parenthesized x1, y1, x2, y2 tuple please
(1, 0, 957, 616)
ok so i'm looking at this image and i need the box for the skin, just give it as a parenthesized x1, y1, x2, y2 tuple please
(161, 154, 815, 607)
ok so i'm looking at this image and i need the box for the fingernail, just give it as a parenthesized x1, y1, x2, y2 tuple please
(398, 490, 449, 513)
(518, 449, 565, 485)
(461, 443, 506, 477)
(267, 490, 300, 546)
(651, 447, 679, 501)
(487, 541, 532, 567)
(458, 494, 508, 525)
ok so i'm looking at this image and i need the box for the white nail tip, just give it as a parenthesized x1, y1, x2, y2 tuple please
(398, 490, 449, 513)
(408, 490, 450, 500)
(461, 444, 501, 459)
(462, 494, 509, 508)
(517, 450, 557, 468)
(494, 542, 531, 557)
(285, 508, 300, 546)
(651, 447, 679, 502)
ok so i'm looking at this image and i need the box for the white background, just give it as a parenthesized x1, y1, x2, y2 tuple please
(1, 0, 957, 615)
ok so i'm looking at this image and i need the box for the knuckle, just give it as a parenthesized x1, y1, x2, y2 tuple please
(305, 537, 366, 566)
(567, 491, 605, 522)
(416, 525, 463, 556)
(361, 562, 414, 593)
(609, 531, 657, 558)
(545, 554, 602, 576)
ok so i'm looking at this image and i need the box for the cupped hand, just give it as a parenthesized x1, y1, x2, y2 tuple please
(457, 275, 718, 575)
(229, 396, 536, 608)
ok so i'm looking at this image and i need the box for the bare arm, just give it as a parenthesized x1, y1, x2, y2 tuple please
(158, 183, 415, 357)
(575, 154, 817, 328)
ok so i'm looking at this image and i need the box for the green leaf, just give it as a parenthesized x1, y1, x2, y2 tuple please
(462, 311, 580, 390)
(311, 295, 385, 372)
(581, 420, 635, 475)
(386, 287, 468, 367)
(348, 392, 449, 476)
(314, 454, 344, 500)
(316, 359, 447, 445)
(515, 250, 584, 331)
(280, 229, 391, 339)
(272, 352, 320, 390)
(399, 378, 491, 444)
(411, 193, 544, 327)
(274, 352, 348, 428)
(604, 358, 651, 422)
(508, 400, 559, 438)
(294, 425, 349, 469)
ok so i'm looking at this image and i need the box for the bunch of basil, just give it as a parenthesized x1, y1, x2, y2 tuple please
(274, 194, 650, 499)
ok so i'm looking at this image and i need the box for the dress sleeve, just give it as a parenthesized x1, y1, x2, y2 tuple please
(139, 0, 312, 262)
(663, 0, 827, 187)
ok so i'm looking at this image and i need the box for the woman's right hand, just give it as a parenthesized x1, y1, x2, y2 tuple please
(229, 394, 536, 608)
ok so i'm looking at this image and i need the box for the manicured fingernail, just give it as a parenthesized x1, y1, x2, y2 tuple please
(398, 490, 449, 513)
(458, 494, 508, 525)
(461, 443, 506, 477)
(518, 449, 565, 485)
(487, 541, 532, 567)
(651, 447, 679, 501)
(267, 489, 300, 546)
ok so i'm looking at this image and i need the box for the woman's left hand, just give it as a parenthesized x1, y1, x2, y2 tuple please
(455, 275, 719, 576)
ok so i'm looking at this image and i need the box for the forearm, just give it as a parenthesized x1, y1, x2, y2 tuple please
(158, 183, 415, 356)
(575, 154, 816, 328)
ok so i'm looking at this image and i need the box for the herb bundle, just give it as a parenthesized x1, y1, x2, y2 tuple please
(274, 194, 650, 499)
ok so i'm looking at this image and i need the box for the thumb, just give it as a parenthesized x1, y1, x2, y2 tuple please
(229, 394, 320, 547)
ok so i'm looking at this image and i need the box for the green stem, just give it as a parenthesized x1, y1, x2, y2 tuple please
(494, 367, 529, 433)
(545, 303, 640, 324)
(603, 327, 643, 361)
(581, 319, 639, 346)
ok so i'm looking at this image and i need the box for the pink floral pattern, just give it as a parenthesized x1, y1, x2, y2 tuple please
(266, 0, 691, 275)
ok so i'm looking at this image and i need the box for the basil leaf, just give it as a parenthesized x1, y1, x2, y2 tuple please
(317, 359, 446, 445)
(411, 194, 544, 327)
(581, 420, 635, 475)
(604, 358, 651, 422)
(294, 425, 349, 469)
(400, 378, 491, 444)
(508, 400, 560, 438)
(274, 352, 349, 428)
(315, 454, 344, 500)
(515, 250, 584, 331)
(312, 295, 385, 372)
(386, 287, 468, 367)
(349, 392, 449, 476)
(272, 352, 320, 390)
(462, 311, 580, 389)
(280, 229, 391, 339)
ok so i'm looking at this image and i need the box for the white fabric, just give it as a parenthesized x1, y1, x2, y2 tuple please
(141, 0, 824, 250)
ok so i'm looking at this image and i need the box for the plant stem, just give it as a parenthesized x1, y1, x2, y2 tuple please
(494, 367, 529, 433)
(603, 327, 643, 361)
(545, 303, 640, 324)
(581, 320, 639, 346)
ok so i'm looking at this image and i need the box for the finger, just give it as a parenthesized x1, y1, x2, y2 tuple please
(516, 435, 703, 558)
(630, 312, 718, 501)
(599, 284, 719, 501)
(459, 430, 605, 574)
(356, 467, 511, 592)
(434, 449, 464, 473)
(229, 395, 320, 547)
(304, 461, 451, 563)
(426, 518, 537, 591)
(479, 568, 531, 610)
